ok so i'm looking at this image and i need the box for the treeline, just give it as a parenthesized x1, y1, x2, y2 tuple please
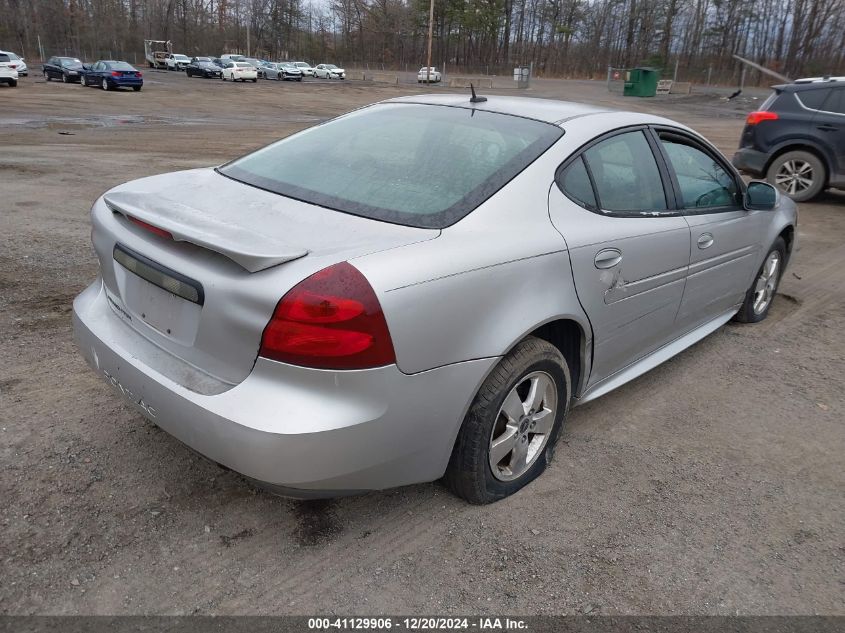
(3, 0, 844, 83)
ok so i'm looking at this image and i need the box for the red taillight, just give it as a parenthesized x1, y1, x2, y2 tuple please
(135, 71, 142, 77)
(127, 215, 173, 240)
(746, 111, 779, 125)
(259, 262, 396, 370)
(111, 71, 120, 77)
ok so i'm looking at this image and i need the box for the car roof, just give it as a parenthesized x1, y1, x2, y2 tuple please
(384, 94, 613, 124)
(379, 94, 692, 133)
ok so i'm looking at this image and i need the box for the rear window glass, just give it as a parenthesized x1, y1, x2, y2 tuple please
(759, 91, 779, 111)
(796, 88, 831, 110)
(219, 103, 563, 229)
(107, 62, 135, 71)
(0, 54, 10, 62)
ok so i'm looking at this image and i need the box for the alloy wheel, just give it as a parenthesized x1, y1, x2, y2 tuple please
(753, 251, 781, 314)
(488, 371, 557, 481)
(775, 160, 814, 196)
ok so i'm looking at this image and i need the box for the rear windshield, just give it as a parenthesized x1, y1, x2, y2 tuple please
(107, 62, 135, 70)
(219, 103, 563, 228)
(759, 91, 779, 111)
(0, 54, 10, 63)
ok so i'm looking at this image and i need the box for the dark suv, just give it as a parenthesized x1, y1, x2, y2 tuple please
(733, 78, 845, 202)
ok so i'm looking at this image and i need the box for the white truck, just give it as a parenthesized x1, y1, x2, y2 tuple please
(144, 40, 172, 69)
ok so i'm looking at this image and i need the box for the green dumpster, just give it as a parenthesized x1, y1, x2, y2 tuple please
(623, 67, 659, 97)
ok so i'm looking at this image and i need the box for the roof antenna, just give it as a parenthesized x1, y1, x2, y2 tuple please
(470, 83, 487, 103)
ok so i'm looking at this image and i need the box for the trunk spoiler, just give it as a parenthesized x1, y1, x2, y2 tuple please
(104, 192, 309, 272)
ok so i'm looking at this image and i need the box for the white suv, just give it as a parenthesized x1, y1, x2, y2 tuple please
(0, 52, 19, 87)
(165, 54, 191, 71)
(0, 50, 26, 76)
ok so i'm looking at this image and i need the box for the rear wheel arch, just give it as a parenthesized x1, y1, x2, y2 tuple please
(527, 319, 588, 400)
(765, 144, 830, 185)
(779, 224, 795, 263)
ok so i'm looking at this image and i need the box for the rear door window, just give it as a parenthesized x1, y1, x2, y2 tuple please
(582, 131, 667, 213)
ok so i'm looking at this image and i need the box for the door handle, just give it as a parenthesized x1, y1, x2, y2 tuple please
(697, 233, 714, 249)
(817, 124, 838, 132)
(594, 248, 622, 269)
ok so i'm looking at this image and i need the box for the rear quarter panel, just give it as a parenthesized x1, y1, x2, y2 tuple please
(354, 136, 593, 376)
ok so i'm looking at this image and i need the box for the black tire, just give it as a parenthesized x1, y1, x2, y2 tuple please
(61, 73, 68, 83)
(101, 78, 110, 91)
(445, 336, 571, 504)
(133, 86, 141, 92)
(252, 78, 257, 83)
(10, 79, 17, 87)
(733, 237, 787, 323)
(766, 150, 826, 202)
(44, 71, 51, 81)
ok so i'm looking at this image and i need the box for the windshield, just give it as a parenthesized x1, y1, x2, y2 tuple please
(295, 63, 309, 67)
(5, 52, 20, 60)
(325, 64, 338, 69)
(175, 55, 189, 60)
(219, 103, 563, 229)
(61, 58, 82, 67)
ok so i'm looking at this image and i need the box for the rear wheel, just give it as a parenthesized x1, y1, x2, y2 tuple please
(445, 336, 570, 504)
(252, 78, 257, 83)
(133, 86, 142, 92)
(10, 79, 17, 87)
(767, 150, 826, 202)
(44, 70, 51, 81)
(733, 237, 787, 323)
(101, 78, 110, 91)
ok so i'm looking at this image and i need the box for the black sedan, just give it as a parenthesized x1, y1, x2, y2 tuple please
(186, 58, 223, 78)
(81, 60, 143, 91)
(43, 56, 85, 83)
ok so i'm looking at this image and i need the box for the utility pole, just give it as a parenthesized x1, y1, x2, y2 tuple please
(425, 0, 434, 83)
(247, 21, 251, 57)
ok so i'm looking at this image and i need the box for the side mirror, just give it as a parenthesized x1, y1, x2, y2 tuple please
(745, 181, 778, 210)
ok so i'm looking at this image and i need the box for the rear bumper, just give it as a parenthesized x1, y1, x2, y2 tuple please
(732, 148, 769, 177)
(73, 279, 494, 495)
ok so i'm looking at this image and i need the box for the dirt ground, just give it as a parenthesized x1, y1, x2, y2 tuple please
(1, 71, 843, 616)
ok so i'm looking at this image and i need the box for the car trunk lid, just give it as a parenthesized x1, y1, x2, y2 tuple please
(92, 168, 439, 386)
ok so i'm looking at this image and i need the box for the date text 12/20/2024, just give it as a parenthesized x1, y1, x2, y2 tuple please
(308, 618, 529, 630)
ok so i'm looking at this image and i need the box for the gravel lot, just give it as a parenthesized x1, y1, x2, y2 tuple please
(1, 71, 843, 616)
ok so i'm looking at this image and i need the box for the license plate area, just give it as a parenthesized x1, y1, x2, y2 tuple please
(112, 244, 203, 345)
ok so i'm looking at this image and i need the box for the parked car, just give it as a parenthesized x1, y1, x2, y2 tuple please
(220, 54, 246, 63)
(264, 62, 303, 81)
(733, 77, 845, 201)
(417, 66, 441, 83)
(186, 58, 222, 79)
(165, 53, 191, 71)
(0, 53, 18, 87)
(42, 56, 85, 83)
(81, 60, 143, 91)
(220, 61, 257, 82)
(293, 61, 315, 77)
(241, 58, 266, 79)
(73, 94, 796, 503)
(314, 63, 345, 79)
(0, 50, 27, 76)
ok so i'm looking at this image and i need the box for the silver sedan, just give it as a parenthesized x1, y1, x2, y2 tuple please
(73, 95, 797, 503)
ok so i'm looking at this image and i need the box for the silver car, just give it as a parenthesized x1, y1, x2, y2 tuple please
(73, 95, 796, 503)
